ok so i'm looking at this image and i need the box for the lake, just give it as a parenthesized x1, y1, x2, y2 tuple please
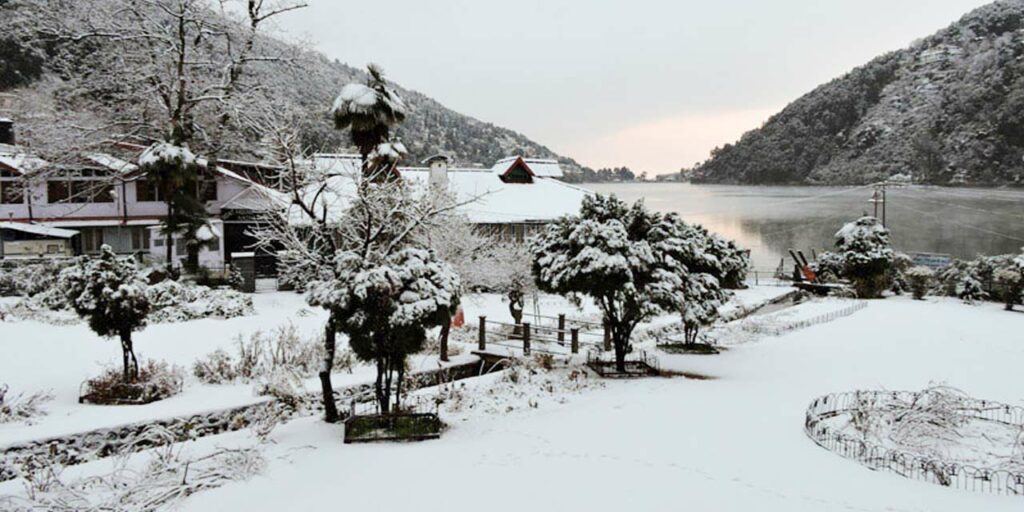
(583, 183, 1024, 272)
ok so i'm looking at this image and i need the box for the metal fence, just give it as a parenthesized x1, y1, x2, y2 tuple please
(761, 301, 868, 336)
(804, 391, 1024, 496)
(585, 349, 661, 378)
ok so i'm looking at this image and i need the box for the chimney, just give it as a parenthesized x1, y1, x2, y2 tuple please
(0, 119, 13, 145)
(424, 155, 450, 188)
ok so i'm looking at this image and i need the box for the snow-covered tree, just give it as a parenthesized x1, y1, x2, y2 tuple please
(137, 143, 210, 269)
(831, 216, 896, 298)
(531, 195, 694, 371)
(243, 94, 474, 422)
(59, 245, 150, 382)
(308, 248, 459, 413)
(680, 272, 724, 345)
(331, 64, 408, 176)
(905, 266, 935, 300)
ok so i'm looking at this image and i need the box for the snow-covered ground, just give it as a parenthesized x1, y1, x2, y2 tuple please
(0, 286, 788, 447)
(9, 288, 1015, 511)
(171, 296, 1021, 511)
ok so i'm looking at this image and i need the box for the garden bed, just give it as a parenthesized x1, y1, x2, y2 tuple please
(656, 343, 721, 355)
(586, 350, 660, 378)
(343, 413, 443, 443)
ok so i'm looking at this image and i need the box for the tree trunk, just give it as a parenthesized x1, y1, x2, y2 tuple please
(439, 321, 451, 362)
(396, 362, 405, 412)
(319, 318, 338, 423)
(120, 330, 138, 382)
(611, 324, 631, 373)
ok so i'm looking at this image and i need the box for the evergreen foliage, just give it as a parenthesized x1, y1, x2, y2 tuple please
(58, 245, 150, 382)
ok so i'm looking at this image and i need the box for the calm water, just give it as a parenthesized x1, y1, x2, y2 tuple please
(583, 183, 1024, 271)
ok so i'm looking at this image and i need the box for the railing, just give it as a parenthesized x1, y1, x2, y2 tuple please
(475, 316, 608, 355)
(804, 391, 1024, 496)
(585, 348, 661, 378)
(760, 301, 867, 336)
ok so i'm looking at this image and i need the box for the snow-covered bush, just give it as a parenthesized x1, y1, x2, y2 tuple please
(956, 272, 988, 304)
(309, 247, 460, 413)
(994, 268, 1022, 310)
(59, 245, 150, 382)
(889, 252, 913, 295)
(192, 324, 354, 385)
(0, 385, 53, 424)
(145, 280, 254, 322)
(834, 216, 895, 297)
(81, 360, 184, 405)
(0, 260, 76, 298)
(827, 216, 895, 298)
(811, 250, 845, 282)
(905, 266, 935, 300)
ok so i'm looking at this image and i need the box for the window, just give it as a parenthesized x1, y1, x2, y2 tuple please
(131, 228, 150, 251)
(0, 180, 24, 204)
(81, 228, 104, 253)
(198, 178, 217, 202)
(47, 180, 70, 203)
(136, 179, 161, 202)
(46, 180, 114, 203)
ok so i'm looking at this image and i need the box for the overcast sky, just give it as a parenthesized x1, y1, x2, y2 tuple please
(276, 0, 991, 174)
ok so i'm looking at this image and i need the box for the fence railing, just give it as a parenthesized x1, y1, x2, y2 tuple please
(761, 301, 868, 336)
(475, 316, 608, 355)
(804, 391, 1024, 496)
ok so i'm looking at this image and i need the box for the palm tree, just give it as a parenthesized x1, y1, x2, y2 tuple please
(331, 64, 408, 178)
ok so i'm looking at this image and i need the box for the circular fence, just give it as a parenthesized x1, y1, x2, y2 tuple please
(804, 391, 1024, 496)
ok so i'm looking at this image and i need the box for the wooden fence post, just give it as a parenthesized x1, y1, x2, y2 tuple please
(557, 314, 566, 343)
(571, 328, 579, 354)
(603, 321, 612, 351)
(523, 322, 531, 356)
(478, 316, 486, 351)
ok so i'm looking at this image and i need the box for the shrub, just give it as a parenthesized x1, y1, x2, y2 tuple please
(0, 384, 54, 424)
(905, 266, 935, 300)
(956, 272, 988, 304)
(192, 324, 354, 385)
(146, 280, 254, 323)
(81, 360, 184, 405)
(994, 268, 1023, 310)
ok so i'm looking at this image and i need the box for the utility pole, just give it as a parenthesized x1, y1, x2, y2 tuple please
(869, 182, 888, 228)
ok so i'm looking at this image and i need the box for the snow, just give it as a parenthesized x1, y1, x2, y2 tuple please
(3, 288, 1022, 511)
(291, 164, 592, 226)
(0, 222, 78, 239)
(137, 142, 198, 168)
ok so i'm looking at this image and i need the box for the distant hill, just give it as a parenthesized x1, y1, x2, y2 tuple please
(693, 1, 1024, 186)
(0, 0, 590, 175)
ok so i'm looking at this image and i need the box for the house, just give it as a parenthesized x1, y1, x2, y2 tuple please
(0, 123, 282, 268)
(306, 154, 591, 242)
(0, 221, 77, 259)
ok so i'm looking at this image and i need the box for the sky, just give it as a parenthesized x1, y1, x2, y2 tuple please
(275, 0, 993, 175)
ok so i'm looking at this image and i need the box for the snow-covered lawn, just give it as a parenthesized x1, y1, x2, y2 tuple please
(164, 296, 1021, 511)
(0, 286, 787, 447)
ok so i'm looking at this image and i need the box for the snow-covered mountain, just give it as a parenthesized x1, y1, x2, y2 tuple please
(693, 0, 1024, 186)
(0, 0, 590, 175)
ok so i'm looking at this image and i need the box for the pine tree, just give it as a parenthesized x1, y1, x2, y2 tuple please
(60, 246, 151, 382)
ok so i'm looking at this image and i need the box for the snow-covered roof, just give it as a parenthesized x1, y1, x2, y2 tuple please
(290, 162, 591, 226)
(0, 145, 47, 175)
(0, 222, 79, 239)
(491, 156, 563, 178)
(404, 168, 589, 223)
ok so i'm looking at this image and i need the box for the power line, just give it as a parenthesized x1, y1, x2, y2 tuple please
(887, 201, 1024, 243)
(898, 189, 1024, 220)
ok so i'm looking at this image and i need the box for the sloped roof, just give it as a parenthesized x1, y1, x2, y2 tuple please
(491, 156, 563, 178)
(0, 222, 78, 238)
(290, 164, 591, 226)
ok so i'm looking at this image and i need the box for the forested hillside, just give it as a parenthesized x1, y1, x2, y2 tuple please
(693, 0, 1024, 186)
(0, 0, 589, 174)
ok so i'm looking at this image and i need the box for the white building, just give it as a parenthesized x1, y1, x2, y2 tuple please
(0, 139, 281, 268)
(308, 154, 592, 241)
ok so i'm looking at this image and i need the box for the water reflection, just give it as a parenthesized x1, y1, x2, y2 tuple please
(583, 183, 1024, 269)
